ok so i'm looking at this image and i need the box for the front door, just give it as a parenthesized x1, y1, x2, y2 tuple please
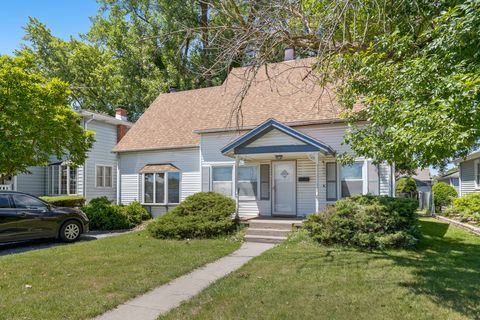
(272, 161, 296, 216)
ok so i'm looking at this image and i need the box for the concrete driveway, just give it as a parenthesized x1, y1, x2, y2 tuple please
(0, 230, 132, 257)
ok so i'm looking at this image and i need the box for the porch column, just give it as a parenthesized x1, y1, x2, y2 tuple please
(234, 155, 240, 220)
(315, 152, 320, 212)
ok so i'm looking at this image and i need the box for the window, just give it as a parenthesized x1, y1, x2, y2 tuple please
(340, 162, 364, 197)
(96, 165, 113, 188)
(0, 195, 11, 208)
(12, 194, 47, 210)
(143, 171, 181, 204)
(238, 166, 257, 197)
(326, 162, 337, 201)
(260, 164, 270, 200)
(48, 165, 77, 195)
(476, 160, 480, 188)
(451, 177, 459, 187)
(212, 166, 233, 196)
(168, 172, 180, 203)
(367, 162, 379, 195)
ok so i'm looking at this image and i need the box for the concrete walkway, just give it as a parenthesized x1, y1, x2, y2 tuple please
(94, 242, 274, 320)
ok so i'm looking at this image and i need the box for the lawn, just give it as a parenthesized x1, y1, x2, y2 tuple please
(0, 232, 241, 320)
(162, 218, 480, 320)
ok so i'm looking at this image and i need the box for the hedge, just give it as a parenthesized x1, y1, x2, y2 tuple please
(304, 195, 420, 249)
(432, 182, 458, 211)
(82, 197, 151, 230)
(40, 195, 86, 208)
(148, 192, 237, 239)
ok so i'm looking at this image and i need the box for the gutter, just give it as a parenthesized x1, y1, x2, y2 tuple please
(112, 144, 200, 153)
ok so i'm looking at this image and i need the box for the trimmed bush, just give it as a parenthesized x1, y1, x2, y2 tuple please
(82, 197, 151, 230)
(447, 193, 480, 222)
(303, 195, 420, 249)
(396, 177, 417, 194)
(40, 195, 86, 208)
(148, 192, 237, 239)
(432, 182, 458, 211)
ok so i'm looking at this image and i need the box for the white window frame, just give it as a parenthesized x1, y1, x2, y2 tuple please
(475, 159, 480, 189)
(211, 165, 234, 197)
(95, 165, 114, 188)
(237, 165, 259, 201)
(48, 165, 78, 196)
(142, 171, 181, 205)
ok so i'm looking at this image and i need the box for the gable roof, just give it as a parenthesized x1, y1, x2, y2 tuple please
(221, 118, 335, 156)
(113, 58, 357, 152)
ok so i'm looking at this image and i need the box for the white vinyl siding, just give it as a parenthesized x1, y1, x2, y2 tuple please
(15, 166, 47, 196)
(296, 158, 317, 216)
(459, 159, 478, 195)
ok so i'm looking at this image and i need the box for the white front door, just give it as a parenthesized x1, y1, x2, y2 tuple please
(272, 161, 296, 216)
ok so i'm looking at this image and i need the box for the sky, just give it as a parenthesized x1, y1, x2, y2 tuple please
(0, 0, 99, 55)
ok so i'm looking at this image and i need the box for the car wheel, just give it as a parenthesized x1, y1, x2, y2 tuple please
(60, 220, 82, 242)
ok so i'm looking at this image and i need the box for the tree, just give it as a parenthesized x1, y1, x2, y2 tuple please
(396, 177, 417, 195)
(195, 0, 480, 171)
(432, 182, 458, 212)
(0, 54, 95, 180)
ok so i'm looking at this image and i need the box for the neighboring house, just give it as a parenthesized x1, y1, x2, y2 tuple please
(456, 150, 480, 197)
(399, 169, 433, 211)
(0, 109, 132, 201)
(113, 56, 395, 218)
(437, 170, 460, 193)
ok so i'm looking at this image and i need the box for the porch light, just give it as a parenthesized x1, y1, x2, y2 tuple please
(275, 155, 283, 160)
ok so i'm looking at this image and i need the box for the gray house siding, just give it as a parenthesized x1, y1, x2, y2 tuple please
(460, 159, 477, 196)
(15, 166, 46, 196)
(83, 120, 118, 201)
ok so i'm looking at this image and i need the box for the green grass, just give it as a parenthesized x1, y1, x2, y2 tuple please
(162, 218, 480, 320)
(0, 232, 241, 320)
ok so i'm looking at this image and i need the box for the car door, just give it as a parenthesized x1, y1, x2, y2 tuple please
(11, 194, 57, 240)
(0, 194, 20, 243)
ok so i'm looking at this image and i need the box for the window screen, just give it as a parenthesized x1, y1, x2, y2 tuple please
(260, 164, 270, 200)
(326, 162, 337, 201)
(212, 166, 233, 196)
(104, 167, 112, 187)
(96, 166, 104, 187)
(341, 162, 364, 197)
(367, 162, 379, 195)
(155, 173, 165, 203)
(144, 173, 154, 203)
(238, 166, 257, 197)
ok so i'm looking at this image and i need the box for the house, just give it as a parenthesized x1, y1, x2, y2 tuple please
(437, 170, 460, 193)
(456, 150, 480, 196)
(0, 109, 132, 201)
(113, 56, 395, 218)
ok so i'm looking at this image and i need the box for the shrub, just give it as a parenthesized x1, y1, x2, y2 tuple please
(40, 195, 86, 208)
(396, 177, 417, 194)
(82, 197, 151, 230)
(448, 193, 480, 222)
(303, 195, 420, 249)
(148, 192, 237, 239)
(432, 182, 458, 211)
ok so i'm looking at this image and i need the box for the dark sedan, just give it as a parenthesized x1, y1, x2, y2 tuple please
(0, 191, 89, 243)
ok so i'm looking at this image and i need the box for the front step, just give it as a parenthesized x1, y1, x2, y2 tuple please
(244, 234, 287, 244)
(244, 219, 303, 244)
(246, 228, 290, 237)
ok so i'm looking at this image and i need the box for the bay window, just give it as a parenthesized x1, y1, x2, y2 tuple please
(48, 164, 77, 195)
(143, 171, 181, 204)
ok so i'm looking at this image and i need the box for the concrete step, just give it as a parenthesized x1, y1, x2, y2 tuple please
(246, 228, 291, 237)
(244, 234, 287, 244)
(248, 221, 294, 230)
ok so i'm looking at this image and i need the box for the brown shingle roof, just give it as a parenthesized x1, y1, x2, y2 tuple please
(139, 163, 180, 173)
(113, 58, 355, 152)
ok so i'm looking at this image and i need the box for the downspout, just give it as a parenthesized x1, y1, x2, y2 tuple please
(83, 115, 95, 200)
(116, 159, 120, 204)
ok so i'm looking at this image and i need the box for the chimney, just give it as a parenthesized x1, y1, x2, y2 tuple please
(284, 48, 295, 61)
(115, 107, 129, 142)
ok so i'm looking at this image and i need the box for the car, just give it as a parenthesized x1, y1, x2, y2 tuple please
(0, 191, 89, 244)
